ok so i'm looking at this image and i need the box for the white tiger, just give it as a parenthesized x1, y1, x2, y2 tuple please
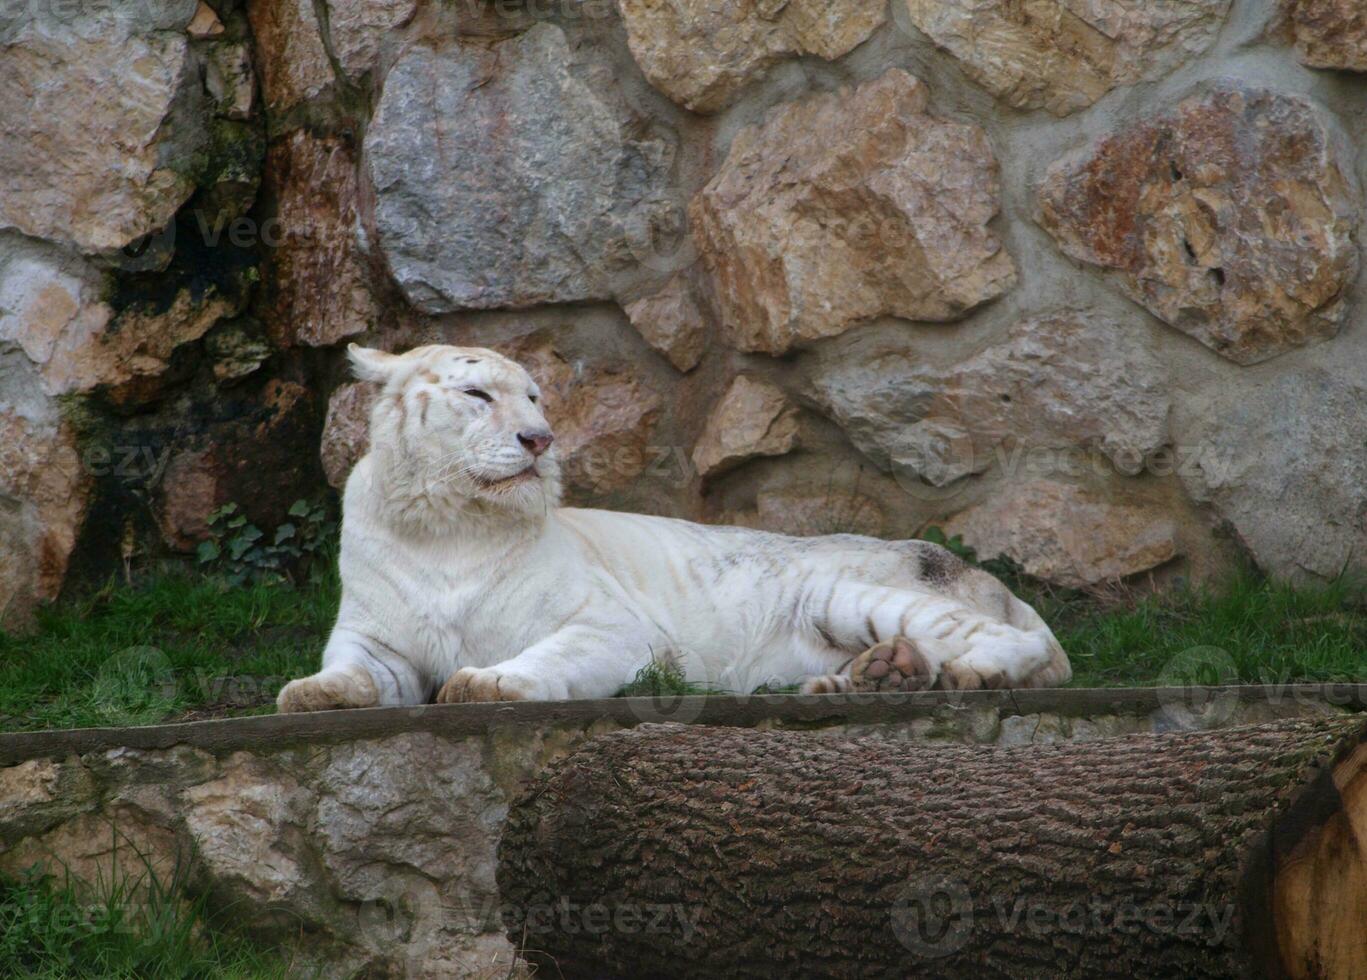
(276, 344, 1071, 713)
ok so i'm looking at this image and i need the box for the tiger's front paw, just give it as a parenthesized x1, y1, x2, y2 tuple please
(277, 667, 379, 713)
(436, 667, 550, 704)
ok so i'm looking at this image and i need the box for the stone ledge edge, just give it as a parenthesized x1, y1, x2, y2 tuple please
(2, 685, 1365, 766)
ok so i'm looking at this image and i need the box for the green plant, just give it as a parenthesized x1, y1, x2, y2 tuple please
(197, 499, 336, 588)
(616, 656, 712, 698)
(919, 526, 977, 563)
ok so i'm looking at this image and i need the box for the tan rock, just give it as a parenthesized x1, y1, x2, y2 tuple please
(206, 324, 272, 385)
(0, 809, 182, 899)
(184, 754, 312, 906)
(624, 274, 707, 372)
(809, 312, 1170, 489)
(326, 0, 419, 78)
(1037, 85, 1361, 365)
(944, 480, 1178, 588)
(617, 0, 886, 112)
(692, 376, 798, 480)
(905, 0, 1231, 116)
(741, 485, 891, 538)
(321, 381, 379, 490)
(94, 291, 239, 398)
(247, 0, 335, 112)
(0, 352, 91, 629)
(1289, 0, 1367, 71)
(691, 70, 1016, 355)
(187, 1, 225, 37)
(264, 133, 375, 348)
(501, 338, 663, 501)
(0, 20, 206, 253)
(156, 450, 225, 552)
(0, 758, 96, 842)
(205, 41, 256, 121)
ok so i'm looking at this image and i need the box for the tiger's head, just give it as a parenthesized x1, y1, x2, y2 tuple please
(348, 343, 561, 518)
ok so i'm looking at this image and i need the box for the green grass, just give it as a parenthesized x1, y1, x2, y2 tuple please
(1041, 572, 1367, 688)
(0, 570, 339, 733)
(0, 566, 1363, 733)
(0, 856, 292, 979)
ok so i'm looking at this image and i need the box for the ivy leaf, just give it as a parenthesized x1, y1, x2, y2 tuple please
(196, 540, 221, 564)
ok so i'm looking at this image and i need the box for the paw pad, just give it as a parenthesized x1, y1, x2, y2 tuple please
(849, 637, 934, 692)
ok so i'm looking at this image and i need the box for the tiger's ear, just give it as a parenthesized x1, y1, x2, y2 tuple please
(348, 344, 401, 383)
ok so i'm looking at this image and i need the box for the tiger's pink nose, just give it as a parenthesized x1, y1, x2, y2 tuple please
(518, 430, 554, 457)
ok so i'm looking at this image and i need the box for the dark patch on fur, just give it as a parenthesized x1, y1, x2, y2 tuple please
(917, 544, 967, 587)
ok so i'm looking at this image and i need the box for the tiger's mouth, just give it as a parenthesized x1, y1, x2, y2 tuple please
(475, 465, 538, 490)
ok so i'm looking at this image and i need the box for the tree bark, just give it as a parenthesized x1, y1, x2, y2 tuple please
(496, 717, 1367, 979)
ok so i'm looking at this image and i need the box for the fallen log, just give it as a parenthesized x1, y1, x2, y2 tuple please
(496, 717, 1367, 979)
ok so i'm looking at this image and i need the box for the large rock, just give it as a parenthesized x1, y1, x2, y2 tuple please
(0, 3, 209, 254)
(325, 0, 419, 79)
(943, 480, 1179, 588)
(809, 312, 1170, 490)
(904, 0, 1230, 116)
(365, 24, 680, 313)
(691, 70, 1015, 356)
(1037, 85, 1361, 365)
(691, 376, 798, 480)
(617, 0, 885, 112)
(1181, 368, 1367, 581)
(263, 133, 375, 348)
(247, 0, 335, 112)
(623, 273, 707, 372)
(1287, 0, 1367, 71)
(0, 349, 90, 629)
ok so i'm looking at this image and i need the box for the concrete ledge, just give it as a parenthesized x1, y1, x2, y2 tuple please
(3, 684, 1364, 766)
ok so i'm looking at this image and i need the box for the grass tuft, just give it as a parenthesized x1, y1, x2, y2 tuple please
(0, 845, 293, 979)
(616, 656, 714, 698)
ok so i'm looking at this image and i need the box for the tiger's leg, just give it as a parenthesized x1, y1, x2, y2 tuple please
(798, 581, 1057, 692)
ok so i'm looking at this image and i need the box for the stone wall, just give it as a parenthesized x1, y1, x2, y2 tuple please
(0, 687, 1358, 976)
(1, 0, 1364, 625)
